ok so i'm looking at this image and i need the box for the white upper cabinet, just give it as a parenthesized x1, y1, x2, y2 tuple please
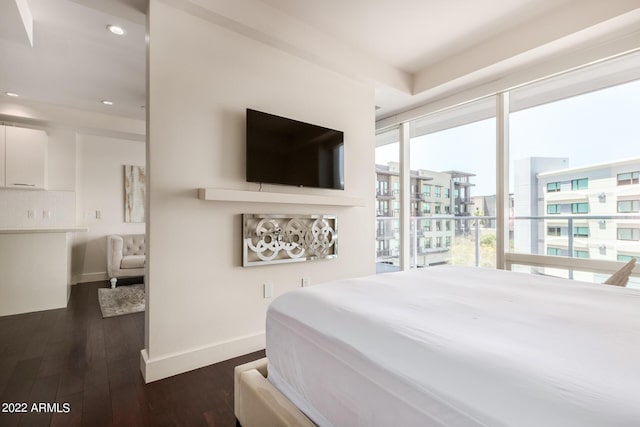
(4, 126, 48, 189)
(0, 126, 5, 187)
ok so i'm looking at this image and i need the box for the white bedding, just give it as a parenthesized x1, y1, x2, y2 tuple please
(266, 266, 640, 427)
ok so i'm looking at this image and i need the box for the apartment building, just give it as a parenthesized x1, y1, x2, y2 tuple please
(512, 157, 640, 283)
(539, 157, 640, 261)
(376, 162, 475, 268)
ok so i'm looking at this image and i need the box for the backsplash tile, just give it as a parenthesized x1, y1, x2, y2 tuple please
(0, 189, 76, 227)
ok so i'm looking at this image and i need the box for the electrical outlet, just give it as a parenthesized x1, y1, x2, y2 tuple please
(263, 282, 273, 298)
(302, 277, 310, 287)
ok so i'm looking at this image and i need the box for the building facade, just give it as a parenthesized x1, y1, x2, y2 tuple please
(513, 157, 640, 284)
(376, 162, 475, 269)
(538, 158, 640, 263)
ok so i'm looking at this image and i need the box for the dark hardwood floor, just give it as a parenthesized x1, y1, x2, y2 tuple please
(0, 281, 265, 426)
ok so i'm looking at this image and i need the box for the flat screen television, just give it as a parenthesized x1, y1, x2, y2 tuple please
(246, 109, 344, 190)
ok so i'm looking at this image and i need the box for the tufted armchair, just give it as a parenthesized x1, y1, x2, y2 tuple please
(107, 234, 145, 288)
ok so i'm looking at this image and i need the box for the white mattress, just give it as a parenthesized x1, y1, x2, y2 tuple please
(265, 266, 640, 427)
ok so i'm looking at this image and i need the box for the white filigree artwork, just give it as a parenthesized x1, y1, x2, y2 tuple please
(243, 214, 337, 266)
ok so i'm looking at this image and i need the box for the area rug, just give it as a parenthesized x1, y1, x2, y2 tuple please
(98, 284, 145, 318)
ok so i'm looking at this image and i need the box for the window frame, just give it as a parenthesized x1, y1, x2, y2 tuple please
(547, 226, 561, 236)
(547, 182, 561, 192)
(547, 204, 561, 214)
(571, 202, 589, 214)
(617, 171, 640, 185)
(571, 178, 588, 190)
(375, 51, 640, 273)
(573, 226, 589, 238)
(617, 228, 640, 241)
(617, 200, 640, 213)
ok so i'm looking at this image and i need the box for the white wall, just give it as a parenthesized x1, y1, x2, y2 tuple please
(72, 134, 146, 283)
(143, 0, 375, 381)
(47, 129, 76, 191)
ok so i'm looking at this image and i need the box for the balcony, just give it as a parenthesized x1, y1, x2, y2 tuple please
(376, 230, 396, 240)
(376, 189, 396, 199)
(454, 197, 474, 205)
(375, 214, 640, 286)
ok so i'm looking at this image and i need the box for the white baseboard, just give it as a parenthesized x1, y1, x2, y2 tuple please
(72, 272, 108, 285)
(140, 331, 265, 383)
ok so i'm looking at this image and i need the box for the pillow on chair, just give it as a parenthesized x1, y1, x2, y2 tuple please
(604, 258, 637, 287)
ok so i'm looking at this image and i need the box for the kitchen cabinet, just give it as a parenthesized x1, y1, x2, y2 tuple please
(4, 126, 47, 189)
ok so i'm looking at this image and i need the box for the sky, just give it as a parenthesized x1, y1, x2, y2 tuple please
(376, 79, 640, 196)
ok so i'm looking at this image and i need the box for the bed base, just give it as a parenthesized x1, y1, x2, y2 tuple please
(234, 357, 315, 427)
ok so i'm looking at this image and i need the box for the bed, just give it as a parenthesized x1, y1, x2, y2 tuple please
(234, 265, 640, 426)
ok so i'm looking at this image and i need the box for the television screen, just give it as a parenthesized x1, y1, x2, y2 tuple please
(246, 109, 344, 190)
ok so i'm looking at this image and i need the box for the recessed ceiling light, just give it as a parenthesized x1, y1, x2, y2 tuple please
(107, 25, 126, 36)
(5, 92, 19, 97)
(101, 100, 113, 105)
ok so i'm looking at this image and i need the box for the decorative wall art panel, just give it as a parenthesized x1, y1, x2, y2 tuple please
(243, 214, 338, 266)
(124, 165, 145, 223)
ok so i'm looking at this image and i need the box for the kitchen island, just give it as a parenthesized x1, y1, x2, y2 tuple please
(0, 227, 86, 316)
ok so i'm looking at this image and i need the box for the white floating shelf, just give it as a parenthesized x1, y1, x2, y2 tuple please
(198, 188, 366, 207)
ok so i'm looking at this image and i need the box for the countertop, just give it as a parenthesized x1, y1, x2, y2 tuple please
(0, 227, 88, 234)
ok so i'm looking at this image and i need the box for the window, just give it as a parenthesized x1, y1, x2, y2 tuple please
(434, 203, 442, 214)
(423, 203, 431, 214)
(423, 220, 431, 232)
(618, 254, 638, 262)
(547, 226, 561, 236)
(573, 226, 589, 237)
(571, 203, 589, 214)
(444, 188, 450, 198)
(444, 205, 451, 214)
(445, 236, 451, 247)
(435, 186, 442, 198)
(618, 200, 640, 213)
(376, 180, 388, 196)
(547, 247, 561, 256)
(617, 171, 640, 185)
(547, 182, 561, 192)
(445, 220, 451, 231)
(574, 250, 589, 258)
(435, 237, 442, 248)
(571, 178, 588, 190)
(393, 201, 400, 212)
(618, 228, 640, 241)
(424, 238, 432, 249)
(436, 221, 442, 231)
(377, 240, 388, 255)
(377, 200, 389, 216)
(547, 204, 561, 214)
(423, 185, 431, 197)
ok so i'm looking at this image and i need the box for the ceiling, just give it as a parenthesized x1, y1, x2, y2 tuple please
(1, 0, 638, 124)
(260, 0, 576, 74)
(0, 0, 146, 120)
